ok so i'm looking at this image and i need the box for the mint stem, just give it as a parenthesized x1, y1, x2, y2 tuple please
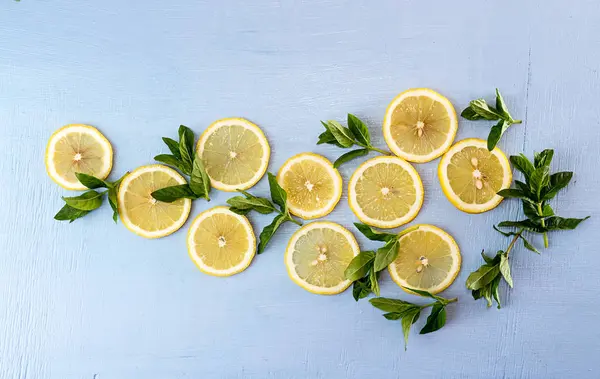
(369, 146, 391, 155)
(421, 297, 458, 309)
(506, 228, 525, 256)
(536, 203, 549, 248)
(512, 120, 523, 124)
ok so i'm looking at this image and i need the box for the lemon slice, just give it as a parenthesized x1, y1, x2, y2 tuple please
(45, 124, 113, 190)
(438, 138, 512, 213)
(197, 118, 270, 192)
(389, 224, 461, 294)
(187, 206, 256, 276)
(285, 221, 359, 295)
(383, 88, 458, 163)
(118, 165, 191, 239)
(276, 153, 342, 219)
(348, 156, 424, 229)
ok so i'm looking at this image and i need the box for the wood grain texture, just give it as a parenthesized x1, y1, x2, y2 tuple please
(1, 1, 599, 378)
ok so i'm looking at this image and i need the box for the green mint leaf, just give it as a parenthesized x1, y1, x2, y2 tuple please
(520, 234, 540, 254)
(494, 88, 511, 120)
(494, 224, 520, 237)
(190, 157, 211, 200)
(469, 99, 503, 120)
(178, 125, 195, 174)
(369, 268, 380, 296)
(530, 166, 551, 201)
(383, 312, 403, 320)
(521, 200, 542, 220)
(151, 184, 198, 203)
(542, 172, 573, 200)
(75, 173, 109, 189)
(323, 120, 355, 148)
(491, 276, 502, 309)
(267, 172, 287, 211)
(401, 308, 421, 350)
(347, 114, 370, 146)
(228, 207, 251, 216)
(373, 239, 399, 272)
(497, 188, 530, 201)
(227, 195, 277, 215)
(499, 253, 513, 288)
(344, 251, 375, 281)
(369, 297, 417, 313)
(316, 130, 344, 147)
(544, 216, 590, 230)
(62, 190, 106, 211)
(352, 277, 372, 301)
(481, 249, 503, 264)
(533, 149, 554, 169)
(510, 154, 535, 181)
(108, 187, 118, 223)
(162, 137, 182, 159)
(487, 119, 510, 150)
(402, 287, 451, 304)
(514, 180, 533, 198)
(333, 148, 369, 168)
(466, 264, 500, 290)
(154, 154, 186, 173)
(497, 219, 545, 233)
(482, 282, 493, 307)
(257, 214, 287, 254)
(541, 204, 554, 217)
(54, 204, 90, 222)
(353, 223, 398, 243)
(419, 303, 446, 334)
(460, 106, 484, 120)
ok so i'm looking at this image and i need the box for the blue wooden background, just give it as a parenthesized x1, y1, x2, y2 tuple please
(1, 1, 599, 378)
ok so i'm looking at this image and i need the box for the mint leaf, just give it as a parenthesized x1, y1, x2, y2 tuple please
(154, 154, 186, 173)
(62, 190, 105, 211)
(323, 120, 355, 147)
(344, 251, 375, 281)
(162, 137, 182, 159)
(151, 184, 198, 203)
(533, 149, 554, 169)
(75, 173, 109, 189)
(495, 88, 511, 120)
(369, 268, 380, 296)
(353, 223, 397, 243)
(465, 264, 500, 290)
(352, 277, 372, 301)
(257, 214, 287, 254)
(487, 119, 510, 150)
(542, 172, 573, 200)
(227, 194, 277, 215)
(419, 303, 446, 334)
(499, 253, 513, 288)
(469, 99, 503, 120)
(190, 157, 211, 200)
(267, 173, 287, 211)
(460, 106, 484, 120)
(510, 154, 535, 181)
(369, 297, 416, 313)
(178, 125, 195, 174)
(401, 308, 421, 350)
(54, 204, 90, 222)
(347, 114, 370, 146)
(373, 239, 399, 272)
(333, 148, 369, 168)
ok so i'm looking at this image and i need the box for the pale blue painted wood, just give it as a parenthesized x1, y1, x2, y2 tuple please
(1, 1, 599, 378)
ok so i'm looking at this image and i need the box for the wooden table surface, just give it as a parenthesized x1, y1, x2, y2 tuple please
(1, 1, 599, 378)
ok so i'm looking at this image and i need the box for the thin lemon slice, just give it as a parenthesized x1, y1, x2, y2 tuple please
(389, 224, 461, 294)
(285, 221, 359, 295)
(383, 88, 458, 163)
(196, 118, 270, 192)
(348, 156, 424, 229)
(187, 206, 256, 276)
(438, 138, 512, 213)
(276, 153, 342, 219)
(118, 165, 191, 239)
(45, 124, 113, 190)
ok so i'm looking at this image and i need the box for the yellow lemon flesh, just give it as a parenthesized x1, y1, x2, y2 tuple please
(285, 221, 359, 295)
(197, 118, 270, 191)
(277, 153, 342, 219)
(438, 138, 512, 213)
(118, 165, 191, 239)
(383, 88, 458, 163)
(187, 206, 256, 276)
(348, 156, 424, 229)
(45, 124, 113, 190)
(389, 224, 461, 294)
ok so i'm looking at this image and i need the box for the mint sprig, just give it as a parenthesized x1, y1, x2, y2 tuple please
(461, 89, 522, 150)
(317, 114, 390, 167)
(227, 173, 302, 254)
(152, 125, 211, 202)
(466, 149, 589, 308)
(370, 289, 457, 350)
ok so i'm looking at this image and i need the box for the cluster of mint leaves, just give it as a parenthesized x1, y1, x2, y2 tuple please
(317, 114, 390, 167)
(152, 125, 211, 202)
(227, 173, 302, 253)
(466, 149, 589, 308)
(461, 89, 522, 150)
(54, 172, 127, 223)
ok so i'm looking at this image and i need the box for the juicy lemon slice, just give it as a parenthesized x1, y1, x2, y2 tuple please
(276, 153, 342, 219)
(285, 221, 359, 295)
(348, 156, 424, 229)
(118, 165, 191, 239)
(383, 88, 458, 163)
(187, 206, 256, 276)
(389, 224, 461, 294)
(438, 138, 512, 213)
(45, 124, 113, 190)
(197, 118, 270, 192)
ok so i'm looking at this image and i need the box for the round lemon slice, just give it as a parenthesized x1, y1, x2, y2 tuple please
(118, 165, 191, 239)
(187, 206, 256, 276)
(276, 153, 342, 219)
(285, 221, 359, 295)
(196, 118, 270, 192)
(438, 138, 512, 213)
(383, 88, 458, 163)
(45, 124, 113, 190)
(389, 224, 461, 294)
(348, 156, 424, 229)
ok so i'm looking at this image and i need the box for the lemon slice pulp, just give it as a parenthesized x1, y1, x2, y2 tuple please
(285, 221, 359, 295)
(438, 138, 512, 213)
(45, 124, 113, 190)
(389, 224, 461, 294)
